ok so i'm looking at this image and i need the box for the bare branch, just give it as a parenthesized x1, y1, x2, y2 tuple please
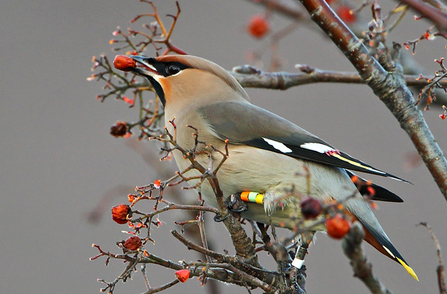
(418, 222, 447, 294)
(232, 65, 447, 90)
(342, 222, 392, 294)
(299, 0, 447, 199)
(142, 279, 180, 294)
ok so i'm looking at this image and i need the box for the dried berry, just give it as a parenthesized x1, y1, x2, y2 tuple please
(110, 121, 128, 137)
(326, 214, 351, 239)
(113, 55, 137, 71)
(123, 236, 142, 251)
(247, 15, 270, 38)
(300, 197, 322, 219)
(175, 269, 190, 283)
(112, 204, 131, 224)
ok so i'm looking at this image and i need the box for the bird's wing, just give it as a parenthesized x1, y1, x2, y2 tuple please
(198, 101, 410, 184)
(344, 170, 403, 202)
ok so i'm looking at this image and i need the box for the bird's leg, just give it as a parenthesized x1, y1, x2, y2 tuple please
(216, 190, 263, 221)
(289, 264, 307, 294)
(256, 223, 293, 273)
(225, 192, 248, 213)
(214, 192, 248, 222)
(292, 231, 315, 269)
(213, 212, 229, 222)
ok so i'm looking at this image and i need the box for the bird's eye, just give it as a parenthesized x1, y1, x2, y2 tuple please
(166, 65, 181, 76)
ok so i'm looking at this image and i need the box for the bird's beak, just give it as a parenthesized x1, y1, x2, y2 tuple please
(129, 56, 166, 106)
(129, 56, 161, 79)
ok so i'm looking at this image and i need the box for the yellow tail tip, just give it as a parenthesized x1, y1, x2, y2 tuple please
(397, 257, 419, 281)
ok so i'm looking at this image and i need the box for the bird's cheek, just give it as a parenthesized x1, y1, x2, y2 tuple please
(157, 78, 171, 103)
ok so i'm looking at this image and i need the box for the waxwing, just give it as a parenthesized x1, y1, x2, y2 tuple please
(125, 54, 418, 280)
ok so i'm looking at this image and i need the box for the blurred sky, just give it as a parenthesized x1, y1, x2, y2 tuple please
(1, 0, 446, 293)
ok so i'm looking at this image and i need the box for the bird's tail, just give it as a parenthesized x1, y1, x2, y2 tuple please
(360, 218, 419, 281)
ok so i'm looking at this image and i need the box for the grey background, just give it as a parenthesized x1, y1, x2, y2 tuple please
(1, 0, 446, 293)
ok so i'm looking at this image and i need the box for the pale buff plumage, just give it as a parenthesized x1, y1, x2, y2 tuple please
(126, 54, 418, 280)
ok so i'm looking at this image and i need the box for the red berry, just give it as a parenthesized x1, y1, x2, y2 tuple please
(153, 180, 162, 188)
(111, 204, 131, 224)
(113, 55, 137, 71)
(175, 269, 190, 283)
(326, 214, 351, 239)
(337, 6, 356, 24)
(247, 15, 270, 38)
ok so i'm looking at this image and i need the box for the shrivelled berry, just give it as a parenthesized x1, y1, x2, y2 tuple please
(112, 204, 131, 224)
(326, 214, 351, 239)
(175, 269, 190, 283)
(122, 236, 142, 251)
(113, 55, 137, 71)
(247, 15, 270, 38)
(300, 197, 323, 219)
(110, 121, 128, 137)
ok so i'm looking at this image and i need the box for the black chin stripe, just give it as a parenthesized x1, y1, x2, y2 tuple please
(145, 75, 166, 106)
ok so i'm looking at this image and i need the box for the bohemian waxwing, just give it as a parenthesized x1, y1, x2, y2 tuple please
(124, 54, 418, 280)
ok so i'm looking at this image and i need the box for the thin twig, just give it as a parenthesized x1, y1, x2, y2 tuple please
(342, 222, 392, 294)
(418, 222, 446, 294)
(142, 279, 180, 294)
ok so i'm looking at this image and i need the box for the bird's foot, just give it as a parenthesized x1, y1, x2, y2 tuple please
(213, 212, 229, 222)
(214, 193, 248, 222)
(225, 193, 248, 213)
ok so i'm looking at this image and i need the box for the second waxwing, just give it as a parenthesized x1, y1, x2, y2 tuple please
(124, 54, 418, 281)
